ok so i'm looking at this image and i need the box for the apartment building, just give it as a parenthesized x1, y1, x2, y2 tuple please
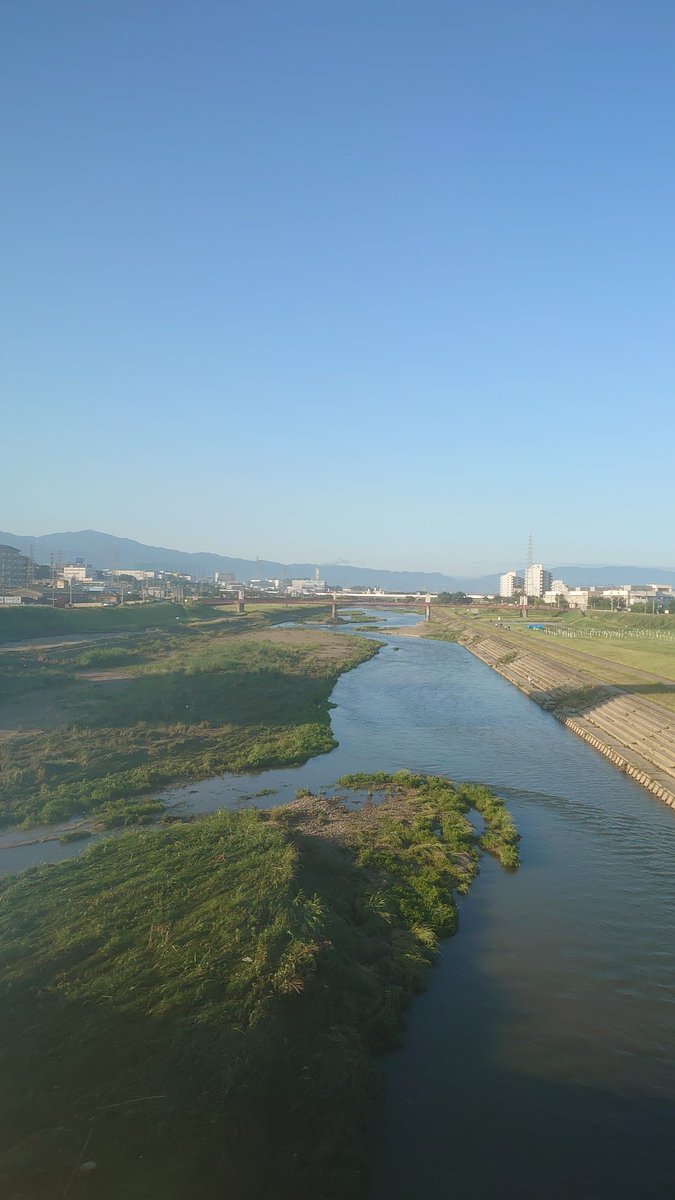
(0, 544, 29, 588)
(524, 563, 552, 598)
(499, 570, 523, 598)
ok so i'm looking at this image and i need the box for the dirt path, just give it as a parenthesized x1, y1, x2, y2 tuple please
(0, 632, 120, 652)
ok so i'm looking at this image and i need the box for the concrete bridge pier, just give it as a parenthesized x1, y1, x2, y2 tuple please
(331, 592, 338, 620)
(237, 590, 245, 614)
(425, 594, 432, 623)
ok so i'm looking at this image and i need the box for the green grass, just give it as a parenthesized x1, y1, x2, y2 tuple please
(537, 634, 675, 680)
(422, 609, 463, 642)
(546, 685, 611, 715)
(0, 774, 518, 1200)
(0, 653, 74, 702)
(0, 621, 379, 828)
(0, 601, 209, 640)
(490, 630, 675, 714)
(562, 609, 675, 632)
(429, 608, 675, 715)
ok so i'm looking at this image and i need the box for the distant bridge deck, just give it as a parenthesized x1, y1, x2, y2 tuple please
(201, 595, 429, 608)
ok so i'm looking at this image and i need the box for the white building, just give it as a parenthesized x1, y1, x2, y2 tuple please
(524, 564, 552, 598)
(598, 586, 651, 608)
(543, 579, 570, 606)
(567, 588, 590, 610)
(62, 564, 92, 584)
(499, 571, 523, 598)
(117, 569, 156, 582)
(290, 578, 327, 595)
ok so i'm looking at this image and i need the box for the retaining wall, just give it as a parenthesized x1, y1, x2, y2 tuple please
(464, 635, 675, 810)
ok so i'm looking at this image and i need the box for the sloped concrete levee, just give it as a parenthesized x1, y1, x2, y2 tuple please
(464, 633, 675, 809)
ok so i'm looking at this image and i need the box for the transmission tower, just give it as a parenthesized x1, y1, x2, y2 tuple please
(27, 543, 35, 586)
(522, 533, 534, 617)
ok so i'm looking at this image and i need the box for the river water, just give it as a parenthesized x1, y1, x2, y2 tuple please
(2, 611, 674, 1196)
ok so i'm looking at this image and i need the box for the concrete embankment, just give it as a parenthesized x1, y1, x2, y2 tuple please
(463, 633, 675, 810)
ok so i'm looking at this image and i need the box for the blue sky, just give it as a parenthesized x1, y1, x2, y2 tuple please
(2, 0, 674, 573)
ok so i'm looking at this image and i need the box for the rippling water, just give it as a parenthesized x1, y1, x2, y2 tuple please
(3, 612, 674, 1195)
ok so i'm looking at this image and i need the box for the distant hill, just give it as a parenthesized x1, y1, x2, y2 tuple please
(0, 529, 471, 592)
(1, 531, 673, 593)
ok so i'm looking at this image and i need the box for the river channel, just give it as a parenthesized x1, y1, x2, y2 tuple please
(2, 610, 674, 1196)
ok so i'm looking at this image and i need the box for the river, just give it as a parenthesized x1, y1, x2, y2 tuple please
(2, 611, 674, 1196)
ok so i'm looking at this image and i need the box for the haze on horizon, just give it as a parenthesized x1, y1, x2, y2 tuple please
(2, 1, 675, 573)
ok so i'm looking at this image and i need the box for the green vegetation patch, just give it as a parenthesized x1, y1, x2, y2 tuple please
(0, 774, 518, 1199)
(496, 650, 519, 666)
(0, 626, 379, 829)
(547, 684, 612, 715)
(0, 653, 74, 702)
(0, 601, 215, 641)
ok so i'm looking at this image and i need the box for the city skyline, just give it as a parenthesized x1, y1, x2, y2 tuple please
(1, 525, 674, 584)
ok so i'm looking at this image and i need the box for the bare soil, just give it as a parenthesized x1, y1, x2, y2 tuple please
(234, 626, 370, 662)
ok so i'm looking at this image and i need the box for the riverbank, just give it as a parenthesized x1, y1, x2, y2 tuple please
(454, 625, 675, 808)
(0, 606, 377, 830)
(0, 774, 518, 1200)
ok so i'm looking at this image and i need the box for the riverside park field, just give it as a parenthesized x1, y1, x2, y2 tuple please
(426, 605, 675, 714)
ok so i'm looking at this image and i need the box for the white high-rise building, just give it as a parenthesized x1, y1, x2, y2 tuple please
(499, 570, 523, 598)
(524, 563, 552, 598)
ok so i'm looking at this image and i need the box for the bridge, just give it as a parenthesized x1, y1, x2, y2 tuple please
(200, 593, 433, 622)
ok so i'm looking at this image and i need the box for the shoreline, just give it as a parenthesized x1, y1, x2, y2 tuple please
(0, 775, 518, 1198)
(458, 632, 675, 809)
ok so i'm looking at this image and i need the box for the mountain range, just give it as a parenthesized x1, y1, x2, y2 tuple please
(2, 530, 675, 593)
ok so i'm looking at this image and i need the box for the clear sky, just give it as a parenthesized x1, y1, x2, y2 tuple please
(2, 0, 674, 573)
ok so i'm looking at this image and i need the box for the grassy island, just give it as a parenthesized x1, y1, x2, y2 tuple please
(0, 773, 518, 1199)
(0, 604, 376, 829)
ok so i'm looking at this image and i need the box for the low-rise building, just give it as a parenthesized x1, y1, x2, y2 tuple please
(290, 578, 327, 595)
(116, 569, 157, 583)
(567, 588, 590, 610)
(62, 564, 93, 584)
(544, 579, 571, 605)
